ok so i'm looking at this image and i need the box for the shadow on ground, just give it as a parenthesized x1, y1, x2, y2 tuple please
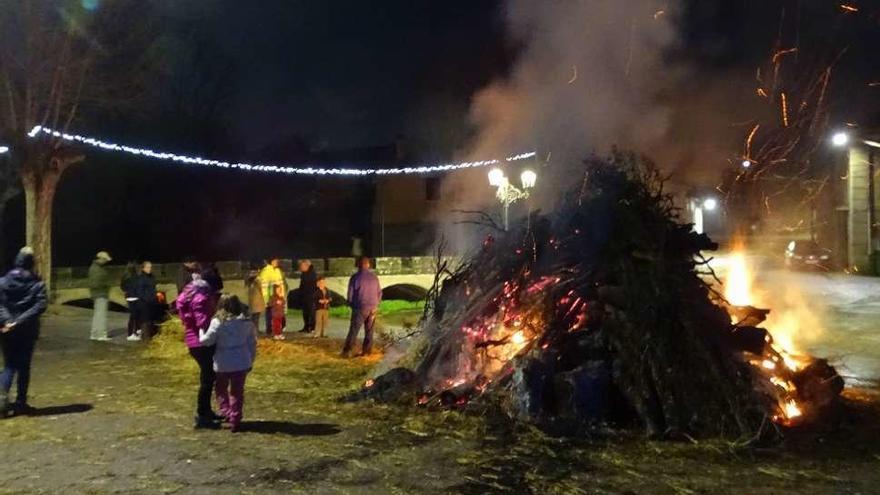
(238, 421, 341, 436)
(30, 404, 94, 417)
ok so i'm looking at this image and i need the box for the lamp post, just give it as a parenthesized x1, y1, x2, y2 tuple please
(488, 168, 537, 230)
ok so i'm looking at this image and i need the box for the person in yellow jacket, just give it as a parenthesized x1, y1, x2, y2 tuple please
(258, 259, 286, 337)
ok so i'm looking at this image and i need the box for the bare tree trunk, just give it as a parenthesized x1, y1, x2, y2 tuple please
(22, 167, 61, 293)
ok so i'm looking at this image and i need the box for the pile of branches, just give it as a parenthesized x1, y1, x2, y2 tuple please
(356, 153, 842, 439)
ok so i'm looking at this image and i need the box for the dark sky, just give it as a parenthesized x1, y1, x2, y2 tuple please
(175, 0, 513, 153)
(152, 0, 879, 158)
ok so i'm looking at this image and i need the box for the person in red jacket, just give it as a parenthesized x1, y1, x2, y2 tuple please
(176, 271, 220, 429)
(269, 284, 287, 340)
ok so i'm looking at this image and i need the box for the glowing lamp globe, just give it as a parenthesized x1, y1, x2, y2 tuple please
(831, 132, 849, 147)
(703, 198, 718, 211)
(488, 168, 506, 187)
(520, 169, 537, 189)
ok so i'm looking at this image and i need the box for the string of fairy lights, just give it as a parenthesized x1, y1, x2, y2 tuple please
(25, 125, 535, 176)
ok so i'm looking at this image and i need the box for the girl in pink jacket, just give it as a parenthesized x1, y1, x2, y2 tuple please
(176, 272, 220, 429)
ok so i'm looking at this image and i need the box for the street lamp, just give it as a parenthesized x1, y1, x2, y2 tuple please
(831, 132, 850, 147)
(488, 167, 505, 187)
(0, 146, 9, 154)
(691, 197, 719, 234)
(520, 169, 537, 189)
(488, 167, 537, 230)
(741, 159, 752, 169)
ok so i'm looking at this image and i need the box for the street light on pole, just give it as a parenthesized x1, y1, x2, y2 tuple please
(488, 167, 537, 230)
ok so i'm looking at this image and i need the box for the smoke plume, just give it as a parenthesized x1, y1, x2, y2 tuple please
(439, 0, 690, 250)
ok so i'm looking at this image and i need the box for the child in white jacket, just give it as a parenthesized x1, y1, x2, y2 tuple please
(199, 294, 257, 432)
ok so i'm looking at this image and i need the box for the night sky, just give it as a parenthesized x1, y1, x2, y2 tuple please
(1, 0, 878, 268)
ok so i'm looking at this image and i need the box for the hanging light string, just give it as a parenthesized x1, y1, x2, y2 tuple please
(27, 125, 535, 176)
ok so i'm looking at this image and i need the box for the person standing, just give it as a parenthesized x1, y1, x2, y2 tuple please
(198, 295, 257, 433)
(269, 284, 287, 340)
(341, 256, 382, 358)
(88, 251, 113, 341)
(201, 262, 224, 305)
(297, 259, 317, 333)
(245, 266, 265, 329)
(259, 258, 285, 337)
(121, 262, 141, 340)
(176, 272, 220, 429)
(176, 258, 199, 295)
(314, 277, 331, 339)
(0, 247, 48, 417)
(134, 261, 158, 341)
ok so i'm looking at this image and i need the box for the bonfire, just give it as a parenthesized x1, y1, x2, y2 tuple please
(354, 153, 843, 440)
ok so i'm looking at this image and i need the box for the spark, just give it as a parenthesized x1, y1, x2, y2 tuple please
(756, 88, 769, 98)
(839, 4, 859, 13)
(772, 48, 798, 65)
(745, 124, 760, 158)
(653, 9, 665, 19)
(780, 93, 790, 127)
(568, 65, 578, 84)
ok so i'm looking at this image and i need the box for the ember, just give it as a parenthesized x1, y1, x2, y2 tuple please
(359, 154, 843, 440)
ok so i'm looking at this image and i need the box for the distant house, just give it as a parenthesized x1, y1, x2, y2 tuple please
(841, 130, 880, 271)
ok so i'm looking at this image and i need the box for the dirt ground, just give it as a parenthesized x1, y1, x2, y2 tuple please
(0, 307, 879, 494)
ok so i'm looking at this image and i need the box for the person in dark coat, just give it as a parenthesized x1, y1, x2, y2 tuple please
(0, 247, 48, 416)
(297, 260, 318, 333)
(201, 262, 224, 307)
(134, 261, 159, 341)
(88, 251, 113, 341)
(176, 258, 199, 295)
(121, 262, 141, 340)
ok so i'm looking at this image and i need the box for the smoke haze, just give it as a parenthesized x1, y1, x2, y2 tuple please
(438, 0, 697, 250)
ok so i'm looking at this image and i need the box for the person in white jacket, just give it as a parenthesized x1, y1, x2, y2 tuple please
(199, 294, 257, 432)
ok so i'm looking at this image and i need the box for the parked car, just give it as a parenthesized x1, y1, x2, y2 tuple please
(784, 240, 831, 270)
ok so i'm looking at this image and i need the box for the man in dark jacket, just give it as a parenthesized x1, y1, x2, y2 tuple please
(341, 256, 382, 358)
(0, 247, 48, 416)
(88, 251, 113, 341)
(297, 260, 317, 333)
(134, 261, 158, 341)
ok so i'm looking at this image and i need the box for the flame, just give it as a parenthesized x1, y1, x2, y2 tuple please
(784, 400, 802, 419)
(511, 331, 526, 345)
(722, 248, 825, 423)
(364, 379, 375, 388)
(724, 252, 753, 306)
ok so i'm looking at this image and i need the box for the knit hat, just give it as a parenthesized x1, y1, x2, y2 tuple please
(14, 246, 35, 270)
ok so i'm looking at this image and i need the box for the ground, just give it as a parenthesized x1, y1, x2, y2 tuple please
(0, 270, 879, 494)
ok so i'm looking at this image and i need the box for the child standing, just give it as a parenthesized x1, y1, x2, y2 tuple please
(269, 283, 286, 340)
(199, 295, 257, 433)
(314, 277, 331, 338)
